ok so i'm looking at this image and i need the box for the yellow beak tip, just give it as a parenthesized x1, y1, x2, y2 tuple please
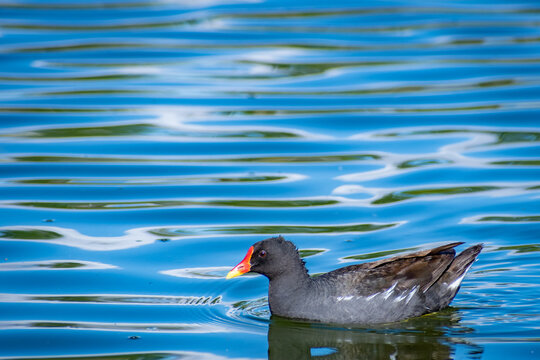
(226, 269, 243, 279)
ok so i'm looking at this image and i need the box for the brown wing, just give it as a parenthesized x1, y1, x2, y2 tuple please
(321, 242, 463, 295)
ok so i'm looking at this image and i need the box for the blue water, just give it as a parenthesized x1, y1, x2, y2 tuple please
(1, 0, 539, 359)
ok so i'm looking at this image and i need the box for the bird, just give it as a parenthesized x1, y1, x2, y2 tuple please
(227, 236, 482, 324)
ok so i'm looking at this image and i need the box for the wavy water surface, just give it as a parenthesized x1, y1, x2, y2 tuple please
(1, 0, 540, 359)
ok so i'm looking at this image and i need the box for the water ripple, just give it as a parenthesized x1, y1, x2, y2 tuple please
(1, 0, 540, 358)
(8, 173, 304, 186)
(6, 153, 382, 164)
(0, 222, 401, 250)
(0, 293, 222, 306)
(161, 267, 233, 280)
(9, 198, 341, 210)
(461, 215, 540, 224)
(0, 260, 117, 271)
(1, 123, 312, 140)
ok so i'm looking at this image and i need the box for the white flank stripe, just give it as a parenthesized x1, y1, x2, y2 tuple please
(366, 292, 379, 301)
(383, 282, 398, 300)
(448, 273, 466, 290)
(448, 263, 474, 290)
(406, 286, 418, 303)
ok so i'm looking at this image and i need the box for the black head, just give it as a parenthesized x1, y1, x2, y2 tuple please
(227, 236, 307, 280)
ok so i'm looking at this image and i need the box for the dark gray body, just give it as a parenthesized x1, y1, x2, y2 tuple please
(251, 239, 482, 325)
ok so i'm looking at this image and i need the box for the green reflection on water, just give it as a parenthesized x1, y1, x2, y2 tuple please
(39, 262, 84, 269)
(41, 89, 149, 96)
(9, 14, 538, 35)
(11, 153, 380, 163)
(228, 7, 540, 18)
(235, 21, 540, 36)
(13, 320, 211, 332)
(372, 186, 500, 205)
(9, 41, 367, 53)
(0, 107, 129, 113)
(227, 58, 538, 80)
(9, 35, 540, 55)
(0, 103, 527, 115)
(208, 199, 339, 207)
(10, 124, 155, 138)
(3, 123, 300, 139)
(206, 223, 396, 235)
(13, 198, 339, 210)
(494, 132, 540, 144)
(217, 104, 503, 115)
(4, 18, 201, 31)
(342, 247, 418, 261)
(377, 128, 540, 146)
(149, 223, 398, 238)
(514, 36, 540, 43)
(0, 1, 166, 10)
(237, 60, 402, 78)
(30, 295, 106, 303)
(494, 244, 540, 253)
(13, 42, 153, 53)
(476, 215, 540, 222)
(490, 160, 540, 166)
(38, 262, 85, 269)
(229, 78, 518, 96)
(0, 229, 62, 240)
(0, 354, 174, 360)
(298, 249, 326, 258)
(0, 74, 146, 82)
(14, 174, 288, 186)
(397, 158, 453, 169)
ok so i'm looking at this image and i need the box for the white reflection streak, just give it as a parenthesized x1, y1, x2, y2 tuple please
(161, 266, 231, 279)
(0, 220, 400, 251)
(0, 226, 157, 251)
(332, 182, 539, 206)
(0, 293, 223, 306)
(0, 260, 117, 271)
(460, 214, 540, 224)
(153, 111, 334, 140)
(338, 125, 540, 183)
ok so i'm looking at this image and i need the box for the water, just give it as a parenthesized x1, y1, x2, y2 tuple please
(1, 0, 539, 359)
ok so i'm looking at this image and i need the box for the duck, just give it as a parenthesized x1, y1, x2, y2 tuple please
(227, 236, 482, 324)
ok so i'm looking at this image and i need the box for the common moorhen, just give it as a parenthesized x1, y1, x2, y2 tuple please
(227, 236, 482, 324)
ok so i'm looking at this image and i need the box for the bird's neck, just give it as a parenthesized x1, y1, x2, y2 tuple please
(268, 260, 310, 294)
(268, 255, 310, 283)
(267, 262, 311, 318)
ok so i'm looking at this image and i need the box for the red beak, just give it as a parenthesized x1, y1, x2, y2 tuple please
(226, 246, 254, 279)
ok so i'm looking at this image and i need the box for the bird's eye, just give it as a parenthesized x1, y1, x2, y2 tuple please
(259, 250, 267, 258)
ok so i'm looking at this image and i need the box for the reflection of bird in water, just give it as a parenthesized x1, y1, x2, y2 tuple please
(228, 236, 482, 324)
(267, 309, 483, 360)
